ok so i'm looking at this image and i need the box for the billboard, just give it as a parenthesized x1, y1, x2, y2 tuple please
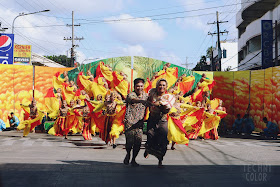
(0, 33, 14, 64)
(13, 44, 31, 64)
(261, 20, 273, 69)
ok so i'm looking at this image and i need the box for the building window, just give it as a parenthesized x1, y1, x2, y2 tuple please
(223, 49, 227, 58)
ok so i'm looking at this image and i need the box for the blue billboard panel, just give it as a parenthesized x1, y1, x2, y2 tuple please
(0, 33, 14, 64)
(261, 20, 273, 69)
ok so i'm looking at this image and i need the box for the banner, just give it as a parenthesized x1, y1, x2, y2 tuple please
(13, 44, 31, 64)
(0, 64, 33, 127)
(250, 70, 265, 130)
(272, 66, 280, 126)
(233, 71, 250, 118)
(0, 33, 14, 64)
(261, 20, 273, 69)
(212, 72, 234, 127)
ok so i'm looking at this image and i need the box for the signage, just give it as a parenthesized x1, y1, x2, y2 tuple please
(14, 44, 31, 64)
(0, 33, 14, 64)
(261, 20, 273, 69)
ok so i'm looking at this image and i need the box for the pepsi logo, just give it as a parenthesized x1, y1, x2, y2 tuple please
(0, 35, 12, 52)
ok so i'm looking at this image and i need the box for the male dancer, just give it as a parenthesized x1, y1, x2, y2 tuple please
(123, 78, 148, 167)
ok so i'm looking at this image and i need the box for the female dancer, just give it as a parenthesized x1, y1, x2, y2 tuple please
(145, 78, 171, 168)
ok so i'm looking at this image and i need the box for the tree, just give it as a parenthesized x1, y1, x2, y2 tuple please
(45, 55, 72, 67)
(192, 55, 211, 71)
(206, 47, 213, 59)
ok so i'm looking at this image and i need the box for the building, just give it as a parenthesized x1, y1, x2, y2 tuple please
(31, 52, 66, 67)
(236, 0, 280, 70)
(213, 41, 238, 71)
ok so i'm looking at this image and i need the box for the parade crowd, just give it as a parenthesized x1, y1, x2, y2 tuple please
(1, 62, 278, 167)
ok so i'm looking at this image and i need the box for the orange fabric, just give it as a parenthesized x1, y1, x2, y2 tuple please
(144, 78, 152, 93)
(62, 83, 75, 105)
(178, 76, 195, 94)
(112, 71, 129, 97)
(82, 117, 92, 140)
(53, 72, 65, 90)
(192, 89, 203, 102)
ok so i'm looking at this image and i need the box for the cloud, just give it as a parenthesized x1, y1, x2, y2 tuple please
(56, 0, 126, 14)
(158, 51, 183, 64)
(175, 0, 234, 32)
(105, 14, 166, 44)
(117, 45, 147, 56)
(175, 0, 212, 31)
(75, 50, 87, 63)
(0, 7, 69, 56)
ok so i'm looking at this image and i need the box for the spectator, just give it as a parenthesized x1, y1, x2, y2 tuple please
(8, 112, 20, 129)
(242, 114, 254, 135)
(0, 118, 6, 132)
(232, 114, 243, 134)
(263, 117, 279, 139)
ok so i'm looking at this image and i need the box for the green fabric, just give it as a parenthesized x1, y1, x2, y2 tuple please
(44, 122, 54, 131)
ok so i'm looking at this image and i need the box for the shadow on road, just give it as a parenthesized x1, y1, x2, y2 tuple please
(0, 160, 279, 187)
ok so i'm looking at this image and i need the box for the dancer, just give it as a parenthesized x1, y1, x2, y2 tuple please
(101, 92, 125, 148)
(123, 78, 148, 167)
(82, 105, 92, 140)
(18, 100, 45, 137)
(49, 100, 69, 136)
(100, 92, 117, 146)
(145, 78, 171, 168)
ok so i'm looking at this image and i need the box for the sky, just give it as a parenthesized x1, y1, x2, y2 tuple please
(0, 0, 241, 69)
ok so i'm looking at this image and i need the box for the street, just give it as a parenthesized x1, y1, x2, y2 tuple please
(0, 131, 279, 187)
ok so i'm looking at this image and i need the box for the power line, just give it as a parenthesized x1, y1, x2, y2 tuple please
(33, 0, 229, 21)
(12, 11, 238, 29)
(79, 1, 254, 24)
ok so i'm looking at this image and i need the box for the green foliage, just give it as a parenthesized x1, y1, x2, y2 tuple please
(45, 55, 72, 67)
(192, 55, 211, 71)
(206, 47, 213, 59)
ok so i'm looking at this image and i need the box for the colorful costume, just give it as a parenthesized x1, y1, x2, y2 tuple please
(76, 72, 93, 94)
(17, 105, 45, 137)
(112, 71, 130, 98)
(45, 87, 60, 119)
(53, 72, 66, 90)
(176, 76, 195, 94)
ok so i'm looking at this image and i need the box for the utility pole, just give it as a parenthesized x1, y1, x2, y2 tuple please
(0, 22, 8, 33)
(181, 57, 193, 70)
(208, 11, 228, 71)
(275, 20, 278, 67)
(64, 11, 84, 67)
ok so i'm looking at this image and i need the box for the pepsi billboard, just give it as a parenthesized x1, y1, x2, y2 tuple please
(0, 33, 14, 64)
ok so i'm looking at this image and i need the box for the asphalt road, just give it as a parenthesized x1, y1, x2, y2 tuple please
(0, 131, 279, 187)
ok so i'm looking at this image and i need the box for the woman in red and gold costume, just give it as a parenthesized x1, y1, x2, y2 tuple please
(17, 100, 45, 137)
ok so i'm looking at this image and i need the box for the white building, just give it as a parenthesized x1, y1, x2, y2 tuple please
(236, 0, 280, 70)
(213, 41, 238, 71)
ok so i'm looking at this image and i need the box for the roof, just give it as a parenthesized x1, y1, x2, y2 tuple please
(31, 52, 66, 67)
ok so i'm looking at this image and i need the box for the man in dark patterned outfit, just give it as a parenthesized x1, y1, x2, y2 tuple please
(123, 78, 148, 167)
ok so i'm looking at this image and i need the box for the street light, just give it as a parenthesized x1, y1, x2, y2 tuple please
(81, 58, 99, 64)
(12, 9, 50, 34)
(78, 58, 100, 71)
